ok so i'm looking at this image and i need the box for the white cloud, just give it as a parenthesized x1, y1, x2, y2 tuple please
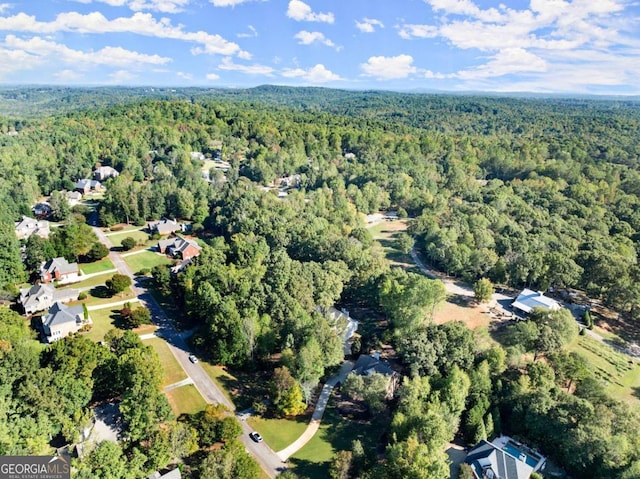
(73, 0, 191, 13)
(355, 18, 384, 33)
(206, 72, 220, 80)
(237, 25, 257, 38)
(0, 47, 43, 76)
(360, 54, 417, 80)
(54, 69, 85, 82)
(286, 0, 334, 23)
(211, 0, 260, 5)
(3, 35, 171, 68)
(455, 48, 548, 79)
(0, 11, 248, 58)
(281, 64, 341, 83)
(398, 24, 438, 40)
(218, 56, 275, 75)
(0, 3, 11, 14)
(177, 71, 193, 80)
(108, 69, 137, 83)
(294, 30, 335, 48)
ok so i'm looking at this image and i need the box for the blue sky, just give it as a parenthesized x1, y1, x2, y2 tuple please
(0, 0, 639, 93)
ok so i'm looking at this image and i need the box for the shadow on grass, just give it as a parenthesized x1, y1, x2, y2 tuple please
(633, 386, 640, 401)
(209, 366, 273, 411)
(90, 285, 113, 299)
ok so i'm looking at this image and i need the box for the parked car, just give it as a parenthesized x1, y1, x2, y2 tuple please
(188, 354, 198, 364)
(249, 431, 263, 443)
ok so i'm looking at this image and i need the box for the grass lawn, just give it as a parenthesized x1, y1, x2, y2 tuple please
(367, 219, 414, 269)
(144, 337, 188, 387)
(104, 224, 143, 235)
(199, 362, 237, 406)
(289, 401, 388, 479)
(247, 416, 309, 452)
(123, 251, 171, 274)
(79, 258, 115, 275)
(67, 272, 114, 290)
(568, 335, 640, 405)
(165, 384, 207, 416)
(80, 287, 137, 307)
(81, 304, 155, 342)
(108, 229, 150, 247)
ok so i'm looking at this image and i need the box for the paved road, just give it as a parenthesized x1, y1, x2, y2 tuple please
(92, 224, 284, 477)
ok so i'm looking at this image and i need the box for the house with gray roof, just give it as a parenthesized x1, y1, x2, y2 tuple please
(41, 302, 88, 343)
(158, 235, 201, 260)
(19, 283, 79, 315)
(465, 436, 545, 479)
(511, 288, 561, 315)
(40, 257, 80, 284)
(94, 166, 119, 181)
(148, 469, 181, 479)
(15, 215, 50, 240)
(75, 179, 102, 194)
(148, 218, 185, 236)
(351, 353, 399, 399)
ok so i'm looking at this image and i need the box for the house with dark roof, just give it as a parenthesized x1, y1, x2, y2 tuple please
(19, 283, 79, 315)
(15, 215, 50, 239)
(39, 257, 80, 284)
(351, 353, 399, 399)
(41, 302, 89, 343)
(75, 179, 102, 194)
(511, 288, 561, 315)
(465, 436, 545, 479)
(148, 218, 185, 236)
(158, 235, 201, 260)
(32, 202, 52, 219)
(94, 166, 119, 181)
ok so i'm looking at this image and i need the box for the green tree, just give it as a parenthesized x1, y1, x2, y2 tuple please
(271, 366, 306, 417)
(86, 242, 109, 262)
(106, 273, 132, 297)
(473, 278, 494, 303)
(330, 450, 353, 479)
(121, 236, 136, 251)
(0, 222, 26, 288)
(49, 190, 71, 221)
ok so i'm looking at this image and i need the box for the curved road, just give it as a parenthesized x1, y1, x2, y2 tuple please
(92, 225, 284, 477)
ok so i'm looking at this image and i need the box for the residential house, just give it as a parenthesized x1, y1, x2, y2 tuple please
(66, 190, 83, 206)
(40, 257, 80, 284)
(465, 436, 545, 479)
(41, 302, 88, 343)
(158, 235, 201, 260)
(15, 215, 50, 239)
(511, 288, 561, 316)
(190, 151, 205, 161)
(148, 469, 181, 479)
(19, 283, 79, 315)
(148, 218, 185, 236)
(75, 179, 102, 194)
(351, 353, 400, 399)
(93, 166, 120, 181)
(32, 202, 52, 219)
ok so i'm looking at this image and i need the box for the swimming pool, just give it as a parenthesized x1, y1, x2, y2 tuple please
(503, 442, 540, 468)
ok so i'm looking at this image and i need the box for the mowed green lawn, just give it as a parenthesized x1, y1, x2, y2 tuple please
(66, 272, 113, 290)
(165, 384, 207, 416)
(144, 337, 187, 387)
(247, 416, 309, 452)
(123, 251, 171, 273)
(290, 404, 387, 479)
(82, 302, 155, 342)
(568, 335, 640, 405)
(199, 362, 237, 406)
(79, 258, 115, 275)
(108, 229, 150, 247)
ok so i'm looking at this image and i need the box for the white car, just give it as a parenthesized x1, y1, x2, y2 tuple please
(249, 432, 263, 443)
(188, 354, 198, 364)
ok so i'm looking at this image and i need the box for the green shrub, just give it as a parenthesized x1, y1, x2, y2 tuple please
(78, 292, 87, 300)
(110, 225, 124, 232)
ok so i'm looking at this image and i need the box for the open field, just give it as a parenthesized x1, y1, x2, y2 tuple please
(144, 337, 187, 387)
(247, 416, 309, 452)
(568, 335, 640, 405)
(79, 258, 115, 275)
(80, 287, 137, 307)
(165, 384, 207, 416)
(367, 219, 414, 269)
(433, 295, 494, 331)
(123, 250, 171, 273)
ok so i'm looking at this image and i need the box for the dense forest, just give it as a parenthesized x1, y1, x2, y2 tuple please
(1, 87, 640, 478)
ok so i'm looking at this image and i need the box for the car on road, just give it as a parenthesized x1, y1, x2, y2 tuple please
(188, 354, 198, 364)
(249, 432, 263, 443)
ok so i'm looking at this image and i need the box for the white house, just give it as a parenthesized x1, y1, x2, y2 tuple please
(511, 288, 561, 315)
(41, 302, 88, 343)
(19, 283, 79, 315)
(15, 216, 50, 240)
